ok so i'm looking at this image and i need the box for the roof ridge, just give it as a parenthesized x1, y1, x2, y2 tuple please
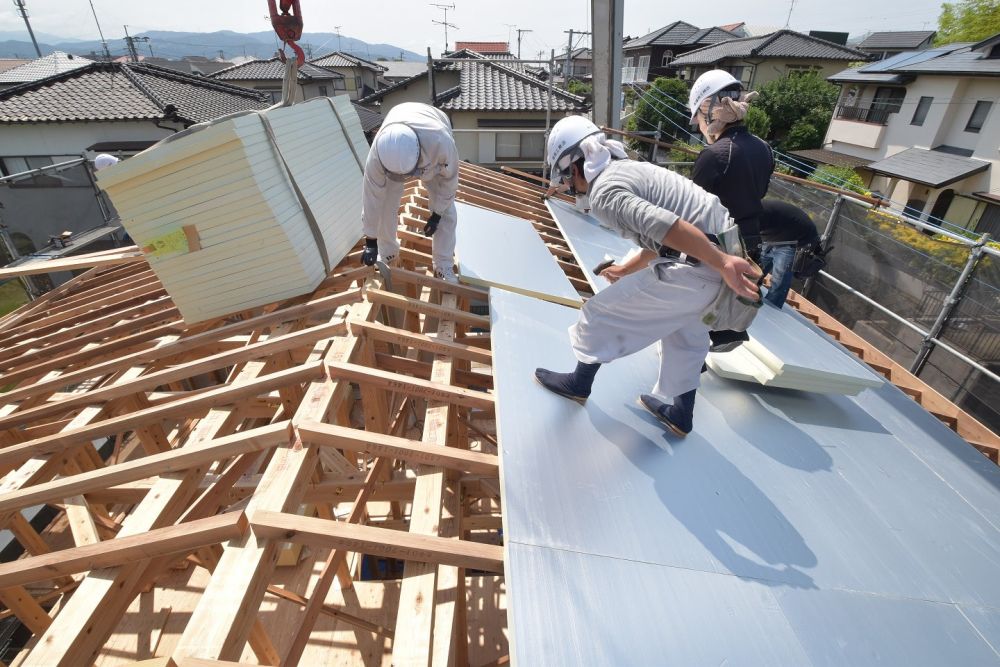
(477, 57, 586, 104)
(127, 62, 270, 99)
(118, 64, 166, 112)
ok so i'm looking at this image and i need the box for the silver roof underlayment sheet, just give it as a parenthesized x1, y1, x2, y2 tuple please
(455, 201, 582, 306)
(490, 287, 1000, 667)
(546, 197, 883, 395)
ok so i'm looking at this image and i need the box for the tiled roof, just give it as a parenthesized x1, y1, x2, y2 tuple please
(891, 45, 1000, 75)
(309, 52, 387, 72)
(867, 147, 990, 188)
(382, 61, 428, 79)
(0, 52, 93, 84)
(625, 21, 701, 49)
(788, 148, 872, 169)
(210, 58, 344, 82)
(0, 62, 269, 124)
(671, 29, 869, 66)
(357, 53, 587, 112)
(351, 102, 382, 133)
(454, 42, 510, 54)
(859, 31, 936, 50)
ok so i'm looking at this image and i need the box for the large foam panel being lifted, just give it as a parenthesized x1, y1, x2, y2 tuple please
(97, 95, 369, 323)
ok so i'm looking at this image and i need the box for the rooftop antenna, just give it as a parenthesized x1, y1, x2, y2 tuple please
(430, 3, 456, 53)
(334, 25, 342, 52)
(516, 28, 532, 59)
(12, 1, 42, 57)
(86, 0, 112, 60)
(503, 23, 517, 48)
(784, 0, 797, 28)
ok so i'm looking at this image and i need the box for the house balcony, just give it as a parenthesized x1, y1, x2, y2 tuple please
(826, 105, 889, 150)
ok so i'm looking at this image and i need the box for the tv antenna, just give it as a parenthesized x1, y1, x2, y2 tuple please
(430, 3, 457, 53)
(334, 25, 343, 52)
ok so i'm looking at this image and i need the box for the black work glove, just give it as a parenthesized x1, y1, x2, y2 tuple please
(362, 237, 378, 266)
(424, 212, 441, 238)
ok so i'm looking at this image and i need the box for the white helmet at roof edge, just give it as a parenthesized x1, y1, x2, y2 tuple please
(688, 70, 741, 121)
(547, 115, 601, 184)
(375, 123, 420, 176)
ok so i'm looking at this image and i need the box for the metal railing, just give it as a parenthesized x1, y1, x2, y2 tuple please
(834, 104, 894, 125)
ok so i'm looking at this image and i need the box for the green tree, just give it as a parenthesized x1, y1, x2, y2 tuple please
(625, 77, 691, 143)
(808, 164, 869, 195)
(936, 0, 1000, 44)
(744, 106, 771, 139)
(754, 74, 839, 151)
(567, 79, 592, 96)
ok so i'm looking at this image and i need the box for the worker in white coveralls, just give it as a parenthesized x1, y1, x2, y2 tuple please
(361, 102, 460, 283)
(534, 116, 760, 436)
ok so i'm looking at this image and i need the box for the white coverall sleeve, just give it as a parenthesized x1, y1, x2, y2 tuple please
(361, 144, 404, 258)
(426, 135, 459, 215)
(589, 179, 679, 251)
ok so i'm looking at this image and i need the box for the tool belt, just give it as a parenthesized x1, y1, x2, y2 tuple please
(699, 224, 763, 332)
(660, 233, 719, 266)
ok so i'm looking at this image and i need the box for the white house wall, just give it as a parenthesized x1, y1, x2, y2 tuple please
(0, 121, 174, 157)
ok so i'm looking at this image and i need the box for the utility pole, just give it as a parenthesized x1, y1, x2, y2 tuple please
(123, 25, 139, 62)
(784, 0, 797, 28)
(592, 0, 623, 129)
(516, 28, 532, 59)
(87, 0, 111, 60)
(430, 3, 457, 53)
(12, 1, 41, 57)
(563, 28, 591, 89)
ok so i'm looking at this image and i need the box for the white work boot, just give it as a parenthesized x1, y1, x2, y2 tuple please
(434, 265, 458, 284)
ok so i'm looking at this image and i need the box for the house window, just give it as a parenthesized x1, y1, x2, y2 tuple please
(965, 100, 992, 133)
(256, 87, 282, 103)
(911, 96, 932, 126)
(495, 132, 545, 160)
(661, 51, 674, 67)
(623, 57, 634, 68)
(870, 86, 906, 122)
(0, 156, 89, 188)
(318, 85, 329, 97)
(355, 75, 363, 90)
(333, 78, 346, 91)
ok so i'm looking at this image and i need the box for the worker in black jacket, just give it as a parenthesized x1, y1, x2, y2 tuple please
(689, 70, 774, 352)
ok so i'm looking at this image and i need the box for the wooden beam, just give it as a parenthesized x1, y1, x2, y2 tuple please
(250, 510, 503, 573)
(326, 360, 494, 410)
(298, 421, 498, 475)
(0, 250, 143, 279)
(0, 512, 248, 590)
(0, 363, 322, 471)
(365, 288, 490, 328)
(349, 319, 492, 364)
(0, 422, 290, 515)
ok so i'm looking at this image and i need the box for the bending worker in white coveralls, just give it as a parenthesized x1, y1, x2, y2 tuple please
(534, 116, 760, 436)
(361, 102, 460, 283)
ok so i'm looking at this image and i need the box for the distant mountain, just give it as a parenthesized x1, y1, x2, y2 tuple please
(0, 29, 423, 62)
(0, 30, 83, 44)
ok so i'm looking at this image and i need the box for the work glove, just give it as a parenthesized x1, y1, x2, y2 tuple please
(424, 212, 441, 238)
(362, 237, 378, 266)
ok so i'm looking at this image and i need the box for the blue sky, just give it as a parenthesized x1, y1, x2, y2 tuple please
(1, 0, 943, 57)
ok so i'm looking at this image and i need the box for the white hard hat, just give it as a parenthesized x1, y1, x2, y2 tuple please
(688, 70, 742, 121)
(547, 115, 601, 184)
(94, 153, 119, 171)
(375, 123, 420, 176)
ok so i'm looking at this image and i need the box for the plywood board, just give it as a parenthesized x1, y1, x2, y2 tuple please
(490, 288, 1000, 665)
(455, 202, 581, 307)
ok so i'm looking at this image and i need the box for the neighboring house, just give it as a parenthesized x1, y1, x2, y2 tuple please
(0, 52, 92, 91)
(0, 62, 269, 255)
(357, 50, 588, 171)
(858, 31, 937, 61)
(717, 23, 784, 39)
(670, 29, 870, 88)
(814, 33, 1000, 234)
(141, 57, 236, 77)
(454, 42, 512, 56)
(623, 21, 739, 83)
(309, 52, 388, 100)
(558, 47, 592, 79)
(382, 61, 428, 84)
(210, 57, 345, 102)
(351, 102, 382, 141)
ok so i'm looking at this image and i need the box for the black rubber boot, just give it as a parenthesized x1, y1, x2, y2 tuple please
(638, 388, 697, 437)
(534, 361, 600, 404)
(709, 329, 749, 353)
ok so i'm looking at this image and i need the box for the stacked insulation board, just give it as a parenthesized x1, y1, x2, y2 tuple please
(545, 197, 883, 395)
(97, 95, 369, 323)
